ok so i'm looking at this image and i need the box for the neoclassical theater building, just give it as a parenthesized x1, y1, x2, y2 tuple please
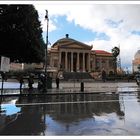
(132, 50, 140, 73)
(47, 34, 114, 78)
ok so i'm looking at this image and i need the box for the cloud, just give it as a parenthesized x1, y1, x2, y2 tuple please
(34, 3, 140, 71)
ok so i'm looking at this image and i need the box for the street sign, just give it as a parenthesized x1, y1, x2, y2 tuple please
(0, 56, 10, 72)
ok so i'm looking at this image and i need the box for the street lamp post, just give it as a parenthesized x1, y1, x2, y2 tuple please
(45, 10, 49, 75)
(43, 10, 49, 92)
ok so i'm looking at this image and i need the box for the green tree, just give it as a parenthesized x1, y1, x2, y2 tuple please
(112, 46, 120, 75)
(0, 5, 45, 63)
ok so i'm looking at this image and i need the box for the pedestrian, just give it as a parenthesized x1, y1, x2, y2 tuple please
(1, 72, 7, 94)
(1, 72, 7, 81)
(38, 73, 46, 91)
(127, 74, 130, 82)
(28, 74, 34, 90)
(102, 70, 106, 82)
(56, 77, 60, 89)
(18, 75, 24, 93)
(38, 74, 42, 90)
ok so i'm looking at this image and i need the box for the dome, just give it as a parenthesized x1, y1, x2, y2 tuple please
(134, 50, 140, 59)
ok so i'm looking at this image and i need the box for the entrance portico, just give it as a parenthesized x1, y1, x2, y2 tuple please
(59, 50, 91, 72)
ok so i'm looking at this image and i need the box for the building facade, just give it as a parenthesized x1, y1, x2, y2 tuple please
(48, 34, 114, 78)
(132, 50, 140, 73)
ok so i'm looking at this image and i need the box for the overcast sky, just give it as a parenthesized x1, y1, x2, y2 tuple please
(34, 2, 140, 72)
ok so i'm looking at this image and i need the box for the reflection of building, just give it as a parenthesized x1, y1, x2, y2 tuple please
(45, 94, 124, 123)
(48, 34, 114, 77)
(133, 50, 140, 73)
(0, 95, 124, 135)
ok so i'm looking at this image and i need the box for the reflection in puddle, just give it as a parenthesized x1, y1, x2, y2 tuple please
(0, 93, 140, 135)
(1, 104, 20, 115)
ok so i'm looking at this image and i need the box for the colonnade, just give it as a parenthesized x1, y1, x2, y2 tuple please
(59, 51, 91, 72)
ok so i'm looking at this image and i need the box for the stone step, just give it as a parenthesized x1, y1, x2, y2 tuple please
(63, 72, 93, 80)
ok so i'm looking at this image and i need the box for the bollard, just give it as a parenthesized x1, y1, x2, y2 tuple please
(47, 76, 52, 89)
(80, 82, 84, 92)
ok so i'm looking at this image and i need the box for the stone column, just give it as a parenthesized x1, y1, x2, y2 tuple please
(93, 56, 96, 71)
(88, 53, 91, 72)
(100, 58, 102, 70)
(65, 51, 67, 71)
(83, 53, 85, 72)
(77, 52, 79, 72)
(67, 52, 69, 72)
(107, 59, 110, 73)
(71, 52, 73, 72)
(50, 54, 52, 67)
(59, 51, 62, 69)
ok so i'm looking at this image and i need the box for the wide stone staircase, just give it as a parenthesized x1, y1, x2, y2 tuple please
(63, 72, 93, 81)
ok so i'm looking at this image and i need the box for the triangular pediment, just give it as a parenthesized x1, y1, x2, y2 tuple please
(60, 41, 92, 50)
(52, 37, 93, 50)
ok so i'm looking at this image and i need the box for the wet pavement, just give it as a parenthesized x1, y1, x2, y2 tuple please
(0, 81, 139, 95)
(0, 81, 139, 135)
(0, 81, 140, 135)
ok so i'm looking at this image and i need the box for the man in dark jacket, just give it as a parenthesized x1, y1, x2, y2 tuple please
(102, 70, 106, 82)
(56, 77, 60, 89)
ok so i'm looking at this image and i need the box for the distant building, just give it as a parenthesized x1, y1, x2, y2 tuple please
(24, 63, 44, 71)
(132, 50, 140, 73)
(10, 63, 24, 71)
(48, 34, 114, 78)
(10, 63, 44, 71)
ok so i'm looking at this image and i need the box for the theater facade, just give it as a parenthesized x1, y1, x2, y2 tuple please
(132, 50, 140, 73)
(47, 34, 114, 78)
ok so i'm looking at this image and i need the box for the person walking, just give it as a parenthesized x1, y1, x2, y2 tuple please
(38, 73, 46, 92)
(18, 75, 24, 93)
(102, 70, 106, 82)
(56, 77, 60, 89)
(28, 74, 34, 90)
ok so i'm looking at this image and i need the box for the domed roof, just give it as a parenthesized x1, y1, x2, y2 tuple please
(134, 50, 140, 59)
